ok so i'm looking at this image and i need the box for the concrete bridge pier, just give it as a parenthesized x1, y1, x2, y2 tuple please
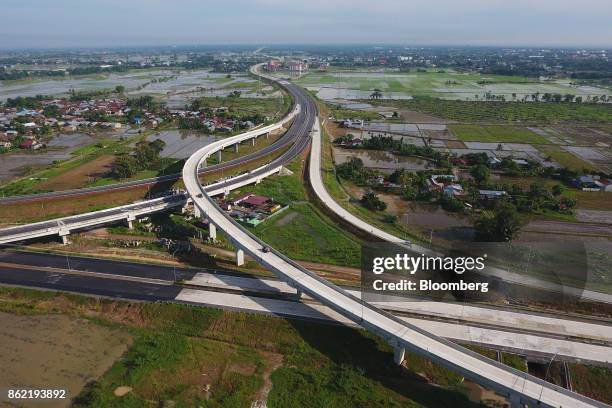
(393, 346, 406, 365)
(234, 143, 239, 153)
(193, 205, 202, 219)
(251, 137, 256, 146)
(509, 393, 525, 408)
(59, 229, 70, 245)
(265, 132, 269, 139)
(126, 213, 137, 230)
(236, 249, 245, 266)
(208, 222, 217, 240)
(216, 150, 222, 163)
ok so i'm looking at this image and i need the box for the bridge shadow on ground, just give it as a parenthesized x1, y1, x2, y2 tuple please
(194, 268, 480, 408)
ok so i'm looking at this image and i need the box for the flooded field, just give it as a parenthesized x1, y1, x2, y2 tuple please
(147, 130, 220, 159)
(297, 70, 611, 102)
(0, 69, 277, 105)
(0, 70, 169, 101)
(0, 132, 119, 183)
(0, 312, 131, 407)
(333, 147, 433, 172)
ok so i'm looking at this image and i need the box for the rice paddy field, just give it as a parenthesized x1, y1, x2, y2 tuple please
(296, 69, 611, 101)
(449, 124, 550, 144)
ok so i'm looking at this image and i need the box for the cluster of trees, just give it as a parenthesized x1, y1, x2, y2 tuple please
(336, 157, 377, 184)
(360, 192, 387, 211)
(475, 202, 522, 242)
(3, 95, 49, 110)
(0, 65, 141, 81)
(359, 136, 451, 167)
(111, 139, 166, 179)
(128, 95, 163, 112)
(514, 183, 576, 214)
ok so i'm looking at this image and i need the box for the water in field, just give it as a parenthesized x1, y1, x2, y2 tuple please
(311, 87, 414, 101)
(332, 147, 432, 172)
(0, 69, 267, 102)
(0, 133, 115, 183)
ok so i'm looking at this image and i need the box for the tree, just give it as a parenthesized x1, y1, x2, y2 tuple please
(360, 192, 387, 211)
(475, 202, 522, 242)
(552, 184, 565, 196)
(112, 154, 139, 179)
(115, 85, 125, 94)
(470, 164, 490, 184)
(336, 157, 364, 180)
(370, 89, 383, 99)
(383, 214, 397, 224)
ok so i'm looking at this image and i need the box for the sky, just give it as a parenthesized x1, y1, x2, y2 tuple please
(1, 0, 611, 49)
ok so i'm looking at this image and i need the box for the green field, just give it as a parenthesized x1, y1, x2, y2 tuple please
(0, 287, 480, 408)
(230, 160, 363, 267)
(369, 97, 612, 123)
(538, 146, 599, 172)
(296, 69, 609, 100)
(450, 124, 550, 144)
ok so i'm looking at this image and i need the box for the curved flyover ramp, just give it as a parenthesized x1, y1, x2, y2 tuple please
(183, 75, 608, 408)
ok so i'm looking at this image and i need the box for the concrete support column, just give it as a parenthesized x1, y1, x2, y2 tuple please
(255, 178, 262, 185)
(59, 230, 70, 245)
(209, 223, 217, 240)
(251, 137, 256, 146)
(234, 143, 239, 153)
(265, 132, 269, 139)
(393, 346, 405, 365)
(126, 213, 136, 230)
(296, 288, 303, 299)
(193, 205, 202, 219)
(200, 159, 206, 169)
(236, 249, 245, 266)
(216, 150, 222, 163)
(509, 394, 524, 408)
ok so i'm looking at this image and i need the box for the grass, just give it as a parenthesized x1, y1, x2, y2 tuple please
(369, 97, 612, 124)
(449, 124, 550, 144)
(0, 286, 482, 408)
(538, 145, 598, 172)
(192, 94, 291, 120)
(569, 364, 612, 404)
(327, 106, 381, 121)
(297, 70, 538, 98)
(226, 159, 363, 267)
(255, 203, 362, 267)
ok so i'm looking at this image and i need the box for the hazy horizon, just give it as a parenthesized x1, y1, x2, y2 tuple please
(1, 0, 611, 49)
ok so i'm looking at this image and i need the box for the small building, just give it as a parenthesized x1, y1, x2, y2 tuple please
(512, 158, 529, 166)
(574, 175, 612, 192)
(478, 190, 507, 200)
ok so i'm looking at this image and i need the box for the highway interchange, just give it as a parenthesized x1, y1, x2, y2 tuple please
(0, 64, 610, 407)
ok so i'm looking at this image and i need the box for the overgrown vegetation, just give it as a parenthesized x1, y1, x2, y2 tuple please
(0, 286, 484, 408)
(111, 139, 166, 179)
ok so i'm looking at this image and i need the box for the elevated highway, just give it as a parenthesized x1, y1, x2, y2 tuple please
(1, 63, 608, 407)
(182, 69, 609, 408)
(309, 118, 612, 305)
